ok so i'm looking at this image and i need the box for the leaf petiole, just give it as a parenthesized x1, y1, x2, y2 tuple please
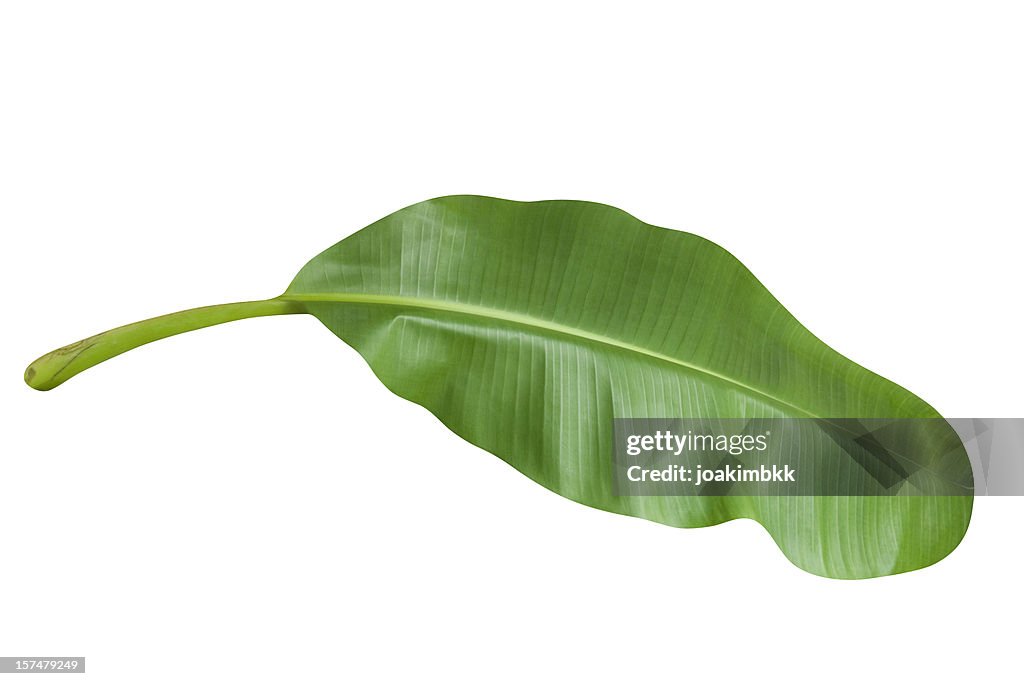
(24, 298, 305, 391)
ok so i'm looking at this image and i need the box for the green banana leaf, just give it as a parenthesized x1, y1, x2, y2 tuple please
(25, 196, 972, 579)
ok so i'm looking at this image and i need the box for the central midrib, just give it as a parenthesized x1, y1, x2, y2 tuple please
(281, 291, 815, 419)
(281, 292, 960, 488)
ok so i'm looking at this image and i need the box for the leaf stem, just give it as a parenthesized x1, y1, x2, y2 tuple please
(24, 298, 305, 391)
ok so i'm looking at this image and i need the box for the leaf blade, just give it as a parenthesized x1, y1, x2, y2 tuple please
(286, 195, 972, 578)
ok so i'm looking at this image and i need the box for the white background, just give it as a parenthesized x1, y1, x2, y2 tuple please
(1, 2, 1021, 684)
